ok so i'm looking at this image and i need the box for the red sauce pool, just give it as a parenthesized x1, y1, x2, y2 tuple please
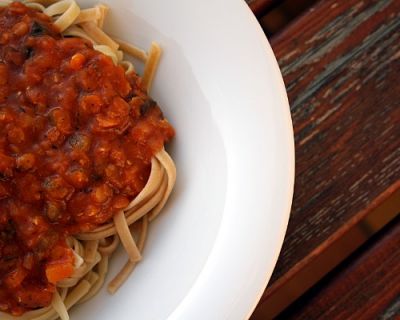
(0, 2, 174, 315)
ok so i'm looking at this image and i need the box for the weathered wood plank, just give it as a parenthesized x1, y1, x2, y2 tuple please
(271, 0, 399, 283)
(278, 216, 400, 319)
(251, 187, 400, 319)
(251, 0, 400, 316)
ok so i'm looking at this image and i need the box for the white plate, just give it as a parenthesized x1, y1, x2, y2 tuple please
(72, 0, 294, 319)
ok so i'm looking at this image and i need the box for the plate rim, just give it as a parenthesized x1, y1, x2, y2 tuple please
(167, 1, 295, 319)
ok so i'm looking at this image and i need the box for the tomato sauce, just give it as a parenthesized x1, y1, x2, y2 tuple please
(0, 2, 174, 315)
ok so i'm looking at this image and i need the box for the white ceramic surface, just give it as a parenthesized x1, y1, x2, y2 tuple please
(71, 0, 295, 319)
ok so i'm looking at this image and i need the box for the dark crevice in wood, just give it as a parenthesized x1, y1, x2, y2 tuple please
(258, 0, 319, 37)
(250, 187, 400, 319)
(276, 214, 400, 319)
(248, 0, 280, 18)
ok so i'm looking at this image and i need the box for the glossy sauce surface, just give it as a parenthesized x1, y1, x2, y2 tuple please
(0, 2, 174, 315)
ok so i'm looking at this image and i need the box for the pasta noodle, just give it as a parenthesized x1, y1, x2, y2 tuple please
(0, 1, 176, 319)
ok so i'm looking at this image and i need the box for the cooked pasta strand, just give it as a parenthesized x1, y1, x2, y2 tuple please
(114, 37, 148, 62)
(81, 21, 119, 52)
(51, 291, 69, 320)
(79, 256, 109, 303)
(95, 4, 108, 28)
(108, 216, 148, 293)
(44, 0, 80, 32)
(149, 149, 177, 221)
(84, 240, 99, 263)
(114, 210, 142, 262)
(73, 7, 101, 24)
(142, 42, 162, 92)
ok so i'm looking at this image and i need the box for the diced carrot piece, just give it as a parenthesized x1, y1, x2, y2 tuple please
(45, 261, 74, 284)
(69, 53, 86, 70)
(112, 195, 129, 209)
(45, 246, 75, 284)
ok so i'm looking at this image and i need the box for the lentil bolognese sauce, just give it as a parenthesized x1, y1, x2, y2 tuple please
(0, 1, 176, 319)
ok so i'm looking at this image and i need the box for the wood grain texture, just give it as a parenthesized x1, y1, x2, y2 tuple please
(278, 216, 400, 319)
(252, 0, 400, 314)
(271, 0, 399, 282)
(251, 187, 400, 319)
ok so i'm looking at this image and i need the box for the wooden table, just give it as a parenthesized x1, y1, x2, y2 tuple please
(244, 0, 400, 318)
